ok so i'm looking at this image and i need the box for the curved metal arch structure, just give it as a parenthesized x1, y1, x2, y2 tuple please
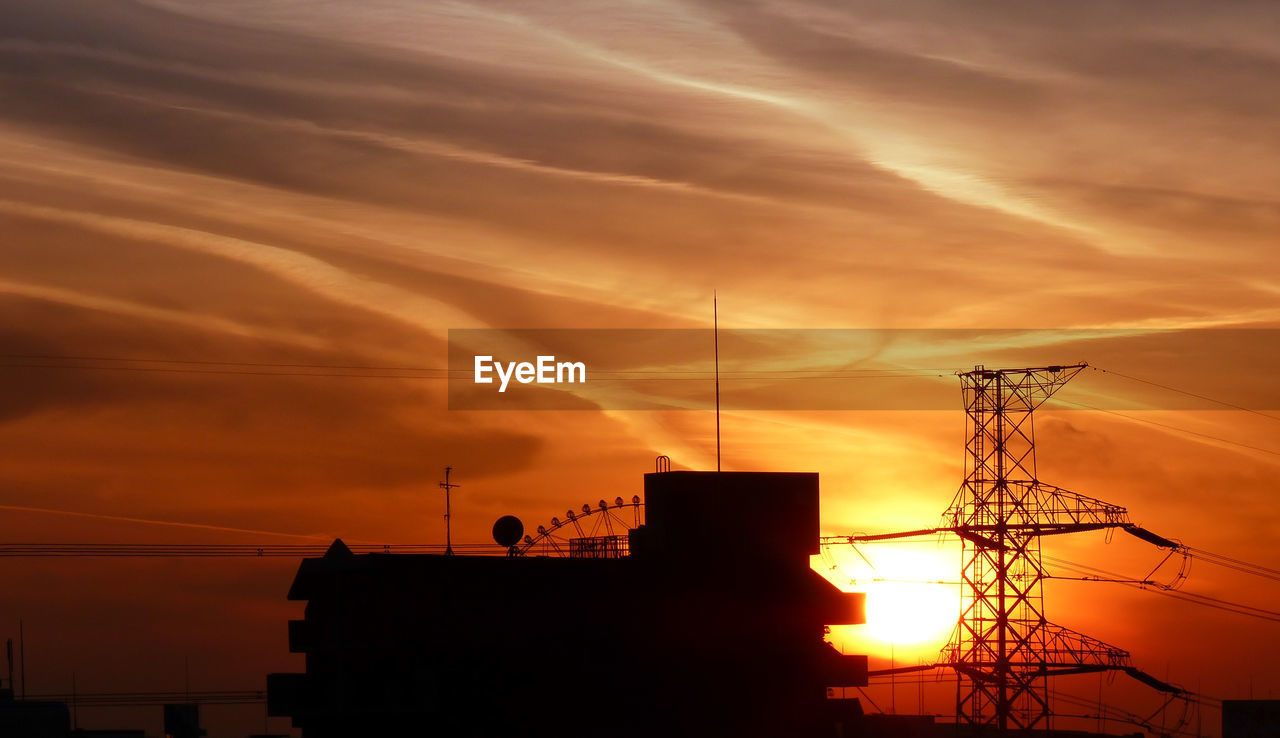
(518, 495, 644, 558)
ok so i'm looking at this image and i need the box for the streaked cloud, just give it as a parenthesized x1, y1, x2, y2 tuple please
(0, 0, 1276, 729)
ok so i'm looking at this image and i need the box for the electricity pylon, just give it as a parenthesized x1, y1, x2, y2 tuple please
(824, 364, 1189, 731)
(941, 365, 1133, 732)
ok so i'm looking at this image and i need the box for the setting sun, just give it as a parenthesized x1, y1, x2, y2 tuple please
(864, 579, 957, 648)
(2, 1, 1278, 735)
(820, 542, 960, 659)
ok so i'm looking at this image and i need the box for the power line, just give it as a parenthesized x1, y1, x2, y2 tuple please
(6, 355, 1279, 444)
(0, 362, 946, 381)
(1188, 546, 1280, 579)
(0, 503, 339, 540)
(0, 363, 444, 379)
(0, 354, 444, 371)
(9, 355, 1279, 462)
(26, 689, 265, 706)
(823, 536, 1280, 623)
(860, 669, 1215, 736)
(1043, 555, 1280, 623)
(1052, 397, 1280, 458)
(0, 352, 950, 377)
(1049, 689, 1204, 738)
(0, 542, 503, 557)
(1091, 366, 1280, 423)
(26, 539, 1272, 623)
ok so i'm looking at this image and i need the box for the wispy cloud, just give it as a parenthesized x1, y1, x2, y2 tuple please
(0, 0, 1277, 716)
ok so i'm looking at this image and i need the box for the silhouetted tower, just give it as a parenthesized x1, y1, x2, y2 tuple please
(439, 466, 460, 556)
(942, 365, 1132, 732)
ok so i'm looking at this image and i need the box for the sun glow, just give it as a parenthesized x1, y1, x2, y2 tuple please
(818, 543, 959, 659)
(863, 579, 957, 646)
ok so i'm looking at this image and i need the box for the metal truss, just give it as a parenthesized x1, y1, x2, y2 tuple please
(943, 364, 1137, 732)
(819, 364, 1190, 732)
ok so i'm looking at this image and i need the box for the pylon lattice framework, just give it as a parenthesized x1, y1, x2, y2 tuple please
(941, 365, 1133, 732)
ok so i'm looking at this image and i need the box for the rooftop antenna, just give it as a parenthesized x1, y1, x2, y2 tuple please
(714, 292, 721, 472)
(439, 466, 460, 556)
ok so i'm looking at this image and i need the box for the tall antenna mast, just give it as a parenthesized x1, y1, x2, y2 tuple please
(439, 466, 460, 556)
(713, 292, 721, 472)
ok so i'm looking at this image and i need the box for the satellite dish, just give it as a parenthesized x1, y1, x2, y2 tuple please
(492, 515, 524, 548)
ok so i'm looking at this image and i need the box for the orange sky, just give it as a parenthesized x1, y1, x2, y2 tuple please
(1, 1, 1278, 736)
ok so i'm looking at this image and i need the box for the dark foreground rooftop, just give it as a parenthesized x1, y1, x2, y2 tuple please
(270, 471, 867, 738)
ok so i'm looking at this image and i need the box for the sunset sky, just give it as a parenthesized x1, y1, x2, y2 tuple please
(2, 1, 1278, 735)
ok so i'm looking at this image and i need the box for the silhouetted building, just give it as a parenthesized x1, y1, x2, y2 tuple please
(848, 714, 937, 738)
(0, 688, 69, 738)
(162, 703, 204, 738)
(0, 689, 167, 738)
(1222, 699, 1280, 738)
(269, 471, 867, 737)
